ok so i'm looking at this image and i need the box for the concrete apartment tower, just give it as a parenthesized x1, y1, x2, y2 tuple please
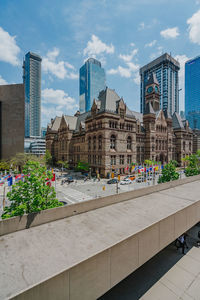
(79, 58, 106, 113)
(140, 53, 180, 115)
(23, 52, 42, 137)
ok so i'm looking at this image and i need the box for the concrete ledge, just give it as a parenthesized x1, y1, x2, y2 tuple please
(9, 200, 200, 300)
(1, 174, 200, 236)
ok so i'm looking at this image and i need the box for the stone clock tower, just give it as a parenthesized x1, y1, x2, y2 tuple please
(145, 73, 160, 112)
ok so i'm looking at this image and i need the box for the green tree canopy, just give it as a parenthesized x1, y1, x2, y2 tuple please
(0, 160, 10, 171)
(57, 160, 68, 169)
(43, 150, 52, 167)
(158, 161, 179, 184)
(10, 153, 43, 171)
(1, 160, 63, 219)
(185, 154, 200, 177)
(76, 161, 90, 172)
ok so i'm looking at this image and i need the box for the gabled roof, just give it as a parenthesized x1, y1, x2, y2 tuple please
(75, 111, 91, 131)
(49, 116, 62, 131)
(172, 112, 184, 129)
(63, 115, 77, 131)
(98, 87, 121, 111)
(164, 110, 172, 119)
(144, 102, 155, 115)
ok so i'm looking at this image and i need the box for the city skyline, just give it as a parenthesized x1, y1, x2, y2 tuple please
(0, 0, 200, 126)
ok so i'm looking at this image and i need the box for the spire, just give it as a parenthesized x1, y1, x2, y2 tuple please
(144, 102, 155, 115)
(147, 73, 159, 85)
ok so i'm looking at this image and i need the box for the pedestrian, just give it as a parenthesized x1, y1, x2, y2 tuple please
(177, 235, 186, 254)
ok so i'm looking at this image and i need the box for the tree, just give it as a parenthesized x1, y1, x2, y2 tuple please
(10, 153, 42, 172)
(0, 160, 10, 171)
(144, 159, 152, 166)
(1, 160, 63, 219)
(76, 161, 90, 172)
(57, 160, 68, 169)
(185, 154, 200, 177)
(158, 161, 179, 183)
(44, 150, 52, 167)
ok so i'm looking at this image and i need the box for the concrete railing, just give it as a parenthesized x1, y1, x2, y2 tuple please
(1, 174, 200, 237)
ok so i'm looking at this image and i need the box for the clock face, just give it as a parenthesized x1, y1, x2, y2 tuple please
(155, 86, 159, 93)
(147, 86, 153, 93)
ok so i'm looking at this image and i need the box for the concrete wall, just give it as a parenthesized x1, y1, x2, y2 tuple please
(0, 84, 24, 160)
(1, 174, 200, 237)
(11, 196, 200, 300)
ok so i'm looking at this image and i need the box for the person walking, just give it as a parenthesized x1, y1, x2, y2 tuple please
(177, 234, 187, 254)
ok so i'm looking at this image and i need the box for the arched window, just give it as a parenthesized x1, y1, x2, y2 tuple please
(110, 135, 116, 149)
(88, 137, 91, 150)
(127, 136, 132, 150)
(98, 135, 102, 150)
(62, 139, 64, 150)
(93, 136, 96, 150)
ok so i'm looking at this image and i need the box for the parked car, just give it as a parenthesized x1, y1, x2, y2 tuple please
(136, 177, 144, 183)
(107, 178, 118, 184)
(120, 179, 132, 185)
(66, 176, 74, 183)
(124, 175, 136, 181)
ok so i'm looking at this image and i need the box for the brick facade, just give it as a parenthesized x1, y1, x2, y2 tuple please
(46, 85, 194, 177)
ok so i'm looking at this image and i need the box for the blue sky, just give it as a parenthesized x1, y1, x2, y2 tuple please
(0, 0, 200, 127)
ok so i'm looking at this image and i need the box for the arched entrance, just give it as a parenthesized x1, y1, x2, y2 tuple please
(159, 153, 164, 164)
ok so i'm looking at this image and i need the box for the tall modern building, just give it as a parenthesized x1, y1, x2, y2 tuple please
(140, 53, 180, 115)
(185, 56, 200, 129)
(23, 52, 42, 137)
(79, 58, 106, 113)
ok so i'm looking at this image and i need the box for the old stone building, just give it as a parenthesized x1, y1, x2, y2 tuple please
(46, 74, 193, 177)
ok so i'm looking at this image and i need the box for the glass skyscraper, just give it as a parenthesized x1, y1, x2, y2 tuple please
(185, 56, 200, 129)
(23, 52, 42, 137)
(79, 58, 106, 113)
(140, 53, 180, 115)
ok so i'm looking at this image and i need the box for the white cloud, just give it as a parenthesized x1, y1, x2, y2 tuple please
(187, 10, 200, 45)
(0, 75, 8, 85)
(0, 27, 20, 66)
(138, 22, 145, 30)
(126, 61, 139, 72)
(150, 46, 164, 60)
(42, 48, 78, 80)
(145, 40, 157, 47)
(160, 27, 179, 39)
(130, 42, 135, 47)
(119, 49, 138, 62)
(41, 88, 78, 125)
(83, 34, 114, 57)
(42, 88, 77, 108)
(133, 73, 140, 85)
(108, 50, 140, 83)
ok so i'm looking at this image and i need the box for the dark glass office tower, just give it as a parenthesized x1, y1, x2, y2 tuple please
(140, 53, 180, 115)
(79, 58, 106, 113)
(23, 52, 42, 137)
(185, 56, 200, 129)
